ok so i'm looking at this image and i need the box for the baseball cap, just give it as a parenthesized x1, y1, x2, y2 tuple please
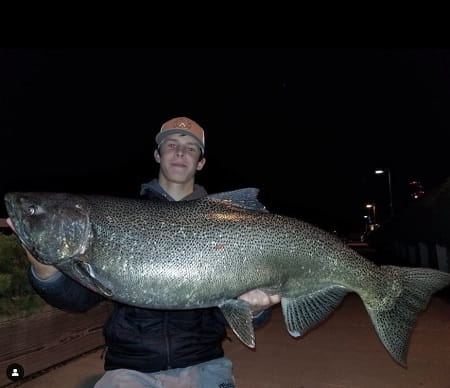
(155, 117, 205, 153)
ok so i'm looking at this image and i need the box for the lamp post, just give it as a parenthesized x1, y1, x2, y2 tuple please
(365, 203, 376, 226)
(375, 168, 394, 218)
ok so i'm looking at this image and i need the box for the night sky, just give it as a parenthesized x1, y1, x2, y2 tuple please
(1, 48, 449, 233)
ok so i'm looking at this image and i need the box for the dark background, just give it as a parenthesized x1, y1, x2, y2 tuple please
(1, 48, 449, 234)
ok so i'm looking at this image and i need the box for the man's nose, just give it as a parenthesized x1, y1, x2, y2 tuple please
(175, 145, 186, 156)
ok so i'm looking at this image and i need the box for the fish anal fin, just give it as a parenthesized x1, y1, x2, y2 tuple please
(281, 285, 349, 337)
(219, 299, 255, 347)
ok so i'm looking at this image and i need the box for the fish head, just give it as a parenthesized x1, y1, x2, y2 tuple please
(4, 192, 92, 265)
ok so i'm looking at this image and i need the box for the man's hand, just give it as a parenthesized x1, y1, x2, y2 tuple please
(238, 289, 281, 314)
(6, 217, 59, 280)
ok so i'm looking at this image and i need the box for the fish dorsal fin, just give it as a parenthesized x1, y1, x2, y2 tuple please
(281, 285, 349, 337)
(219, 299, 255, 347)
(207, 188, 268, 212)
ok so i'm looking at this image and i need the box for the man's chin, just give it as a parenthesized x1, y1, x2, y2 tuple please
(166, 171, 195, 183)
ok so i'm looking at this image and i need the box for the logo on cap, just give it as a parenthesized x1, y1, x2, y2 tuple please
(171, 119, 189, 129)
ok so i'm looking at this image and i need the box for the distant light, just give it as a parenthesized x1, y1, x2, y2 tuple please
(363, 215, 368, 218)
(374, 170, 384, 174)
(365, 204, 373, 208)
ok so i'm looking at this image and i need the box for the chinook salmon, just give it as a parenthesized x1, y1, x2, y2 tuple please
(4, 188, 450, 366)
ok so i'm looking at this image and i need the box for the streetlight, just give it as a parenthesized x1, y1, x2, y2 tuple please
(365, 203, 376, 225)
(375, 168, 394, 218)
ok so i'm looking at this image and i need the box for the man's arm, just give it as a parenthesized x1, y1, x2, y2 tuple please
(28, 265, 104, 312)
(8, 218, 104, 312)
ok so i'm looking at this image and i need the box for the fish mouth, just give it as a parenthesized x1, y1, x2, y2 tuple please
(4, 194, 18, 231)
(4, 193, 31, 248)
(5, 218, 16, 233)
(4, 193, 14, 213)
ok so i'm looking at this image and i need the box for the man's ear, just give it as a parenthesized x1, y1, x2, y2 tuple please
(154, 149, 161, 163)
(196, 157, 206, 171)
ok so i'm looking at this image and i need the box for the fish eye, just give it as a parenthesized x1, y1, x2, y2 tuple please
(28, 206, 36, 216)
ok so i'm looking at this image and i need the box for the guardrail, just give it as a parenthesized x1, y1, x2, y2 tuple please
(0, 301, 113, 386)
(0, 218, 7, 229)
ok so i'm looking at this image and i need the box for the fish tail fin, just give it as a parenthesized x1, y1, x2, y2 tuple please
(363, 266, 450, 366)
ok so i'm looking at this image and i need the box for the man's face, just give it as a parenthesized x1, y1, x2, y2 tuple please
(154, 134, 206, 184)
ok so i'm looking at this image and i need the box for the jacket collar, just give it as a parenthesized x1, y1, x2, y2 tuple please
(140, 179, 207, 201)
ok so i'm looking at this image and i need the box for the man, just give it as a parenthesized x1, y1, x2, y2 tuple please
(7, 117, 280, 387)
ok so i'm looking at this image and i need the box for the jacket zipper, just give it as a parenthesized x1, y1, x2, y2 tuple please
(163, 312, 171, 369)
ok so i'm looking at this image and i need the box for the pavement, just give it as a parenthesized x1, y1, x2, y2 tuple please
(6, 293, 450, 388)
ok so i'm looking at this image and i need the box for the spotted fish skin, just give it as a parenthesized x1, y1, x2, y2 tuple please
(4, 189, 450, 366)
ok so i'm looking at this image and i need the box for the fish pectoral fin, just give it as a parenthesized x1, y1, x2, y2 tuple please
(73, 260, 114, 298)
(219, 299, 255, 348)
(281, 285, 349, 337)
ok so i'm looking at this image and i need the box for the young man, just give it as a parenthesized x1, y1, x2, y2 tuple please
(8, 117, 280, 387)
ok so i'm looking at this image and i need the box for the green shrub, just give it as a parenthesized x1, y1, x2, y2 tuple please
(0, 274, 12, 296)
(0, 233, 47, 319)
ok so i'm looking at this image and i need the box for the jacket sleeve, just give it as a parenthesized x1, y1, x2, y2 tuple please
(28, 266, 104, 312)
(252, 307, 272, 328)
(214, 306, 272, 328)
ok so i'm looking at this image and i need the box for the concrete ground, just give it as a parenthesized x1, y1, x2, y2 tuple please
(8, 293, 450, 388)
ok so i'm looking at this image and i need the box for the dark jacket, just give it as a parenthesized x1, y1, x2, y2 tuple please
(28, 180, 270, 373)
